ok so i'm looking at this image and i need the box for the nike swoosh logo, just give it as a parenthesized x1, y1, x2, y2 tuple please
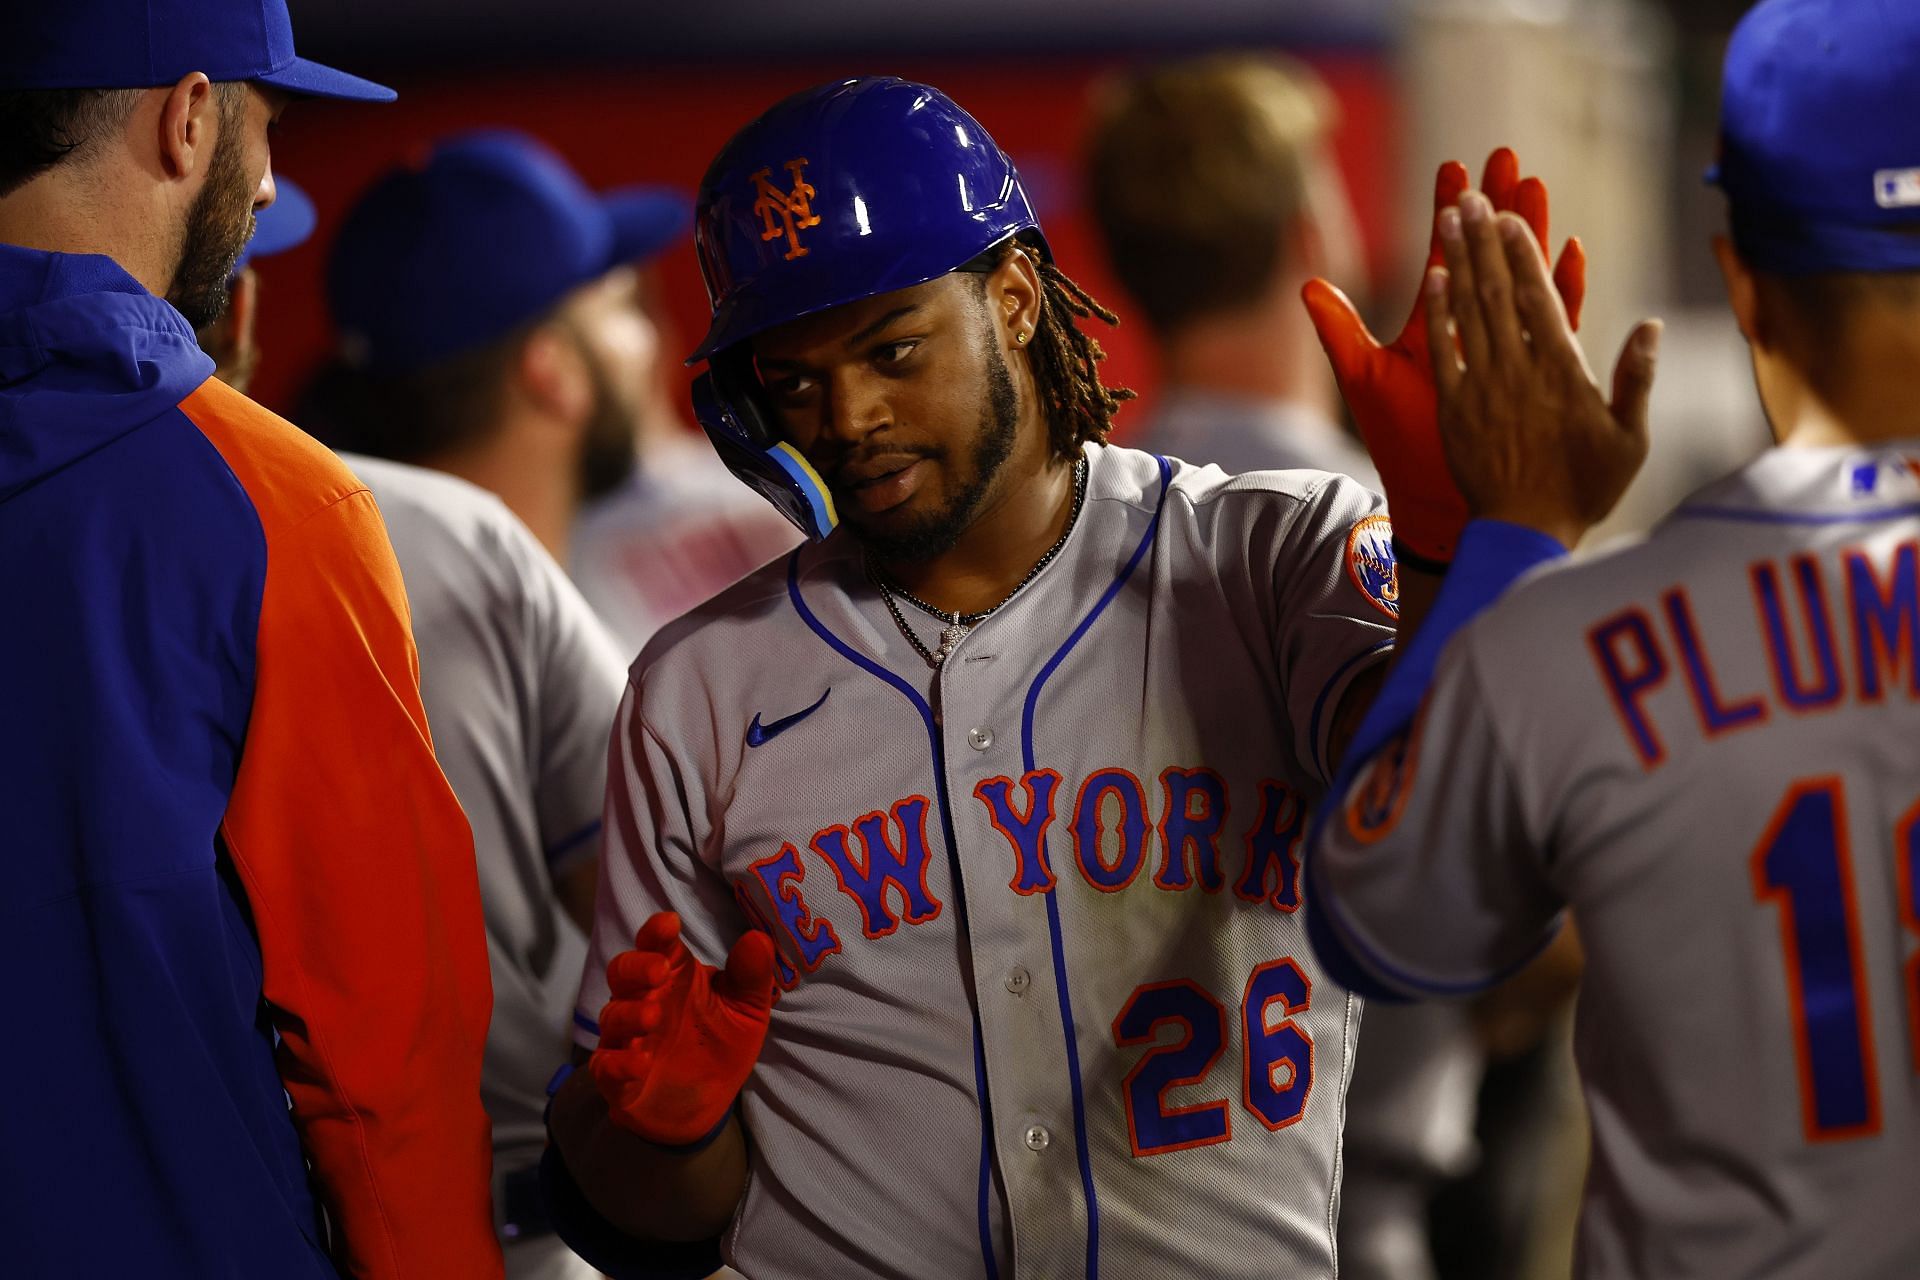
(746, 688, 831, 748)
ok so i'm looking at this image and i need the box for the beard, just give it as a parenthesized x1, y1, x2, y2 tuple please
(166, 98, 256, 331)
(848, 326, 1021, 564)
(569, 327, 643, 502)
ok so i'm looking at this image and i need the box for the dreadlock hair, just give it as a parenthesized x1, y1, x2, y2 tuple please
(989, 236, 1135, 457)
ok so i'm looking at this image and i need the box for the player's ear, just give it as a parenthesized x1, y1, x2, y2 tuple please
(519, 324, 593, 430)
(156, 73, 216, 182)
(1712, 234, 1764, 348)
(985, 246, 1043, 353)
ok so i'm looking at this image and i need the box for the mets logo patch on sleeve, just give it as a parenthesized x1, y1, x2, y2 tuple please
(1345, 515, 1400, 619)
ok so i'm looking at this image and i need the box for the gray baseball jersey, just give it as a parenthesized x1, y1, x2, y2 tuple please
(1312, 443, 1920, 1279)
(348, 456, 628, 1183)
(576, 443, 1400, 1279)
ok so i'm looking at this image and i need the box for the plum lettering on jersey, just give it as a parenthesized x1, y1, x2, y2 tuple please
(1846, 541, 1920, 701)
(1236, 780, 1306, 911)
(1073, 768, 1153, 892)
(1589, 542, 1920, 770)
(748, 842, 842, 973)
(976, 770, 1064, 894)
(809, 796, 943, 938)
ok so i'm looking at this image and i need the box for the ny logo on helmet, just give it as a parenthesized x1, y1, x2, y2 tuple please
(753, 158, 822, 261)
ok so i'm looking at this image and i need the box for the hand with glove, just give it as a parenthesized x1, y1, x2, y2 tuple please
(589, 911, 778, 1149)
(1303, 148, 1587, 568)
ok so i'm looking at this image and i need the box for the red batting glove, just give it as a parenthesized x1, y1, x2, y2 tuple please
(1302, 148, 1587, 566)
(588, 912, 777, 1148)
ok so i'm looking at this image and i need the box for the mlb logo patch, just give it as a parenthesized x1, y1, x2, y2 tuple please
(1845, 453, 1920, 499)
(1875, 167, 1920, 209)
(1345, 515, 1400, 620)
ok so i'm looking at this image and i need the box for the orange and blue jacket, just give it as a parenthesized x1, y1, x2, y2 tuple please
(0, 244, 503, 1278)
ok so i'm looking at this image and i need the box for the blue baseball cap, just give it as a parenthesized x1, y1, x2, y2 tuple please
(328, 130, 691, 373)
(234, 178, 315, 271)
(0, 0, 394, 103)
(1708, 0, 1920, 275)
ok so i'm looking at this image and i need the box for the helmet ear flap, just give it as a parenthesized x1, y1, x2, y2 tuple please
(692, 351, 838, 541)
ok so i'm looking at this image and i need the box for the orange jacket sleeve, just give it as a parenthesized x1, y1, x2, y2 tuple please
(184, 382, 502, 1279)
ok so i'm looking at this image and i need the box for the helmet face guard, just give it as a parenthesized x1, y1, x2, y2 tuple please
(687, 76, 1047, 540)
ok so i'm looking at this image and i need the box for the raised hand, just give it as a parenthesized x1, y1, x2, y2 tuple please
(1425, 192, 1659, 550)
(588, 911, 778, 1147)
(1303, 149, 1587, 566)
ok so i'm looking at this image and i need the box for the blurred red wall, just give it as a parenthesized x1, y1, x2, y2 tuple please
(251, 54, 1399, 437)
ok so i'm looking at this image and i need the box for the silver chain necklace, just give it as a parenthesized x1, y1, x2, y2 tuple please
(871, 456, 1089, 670)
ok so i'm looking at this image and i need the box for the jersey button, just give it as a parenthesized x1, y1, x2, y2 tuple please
(1005, 966, 1030, 995)
(1024, 1125, 1051, 1152)
(967, 726, 994, 750)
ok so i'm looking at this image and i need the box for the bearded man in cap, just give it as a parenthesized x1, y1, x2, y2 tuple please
(0, 4, 501, 1277)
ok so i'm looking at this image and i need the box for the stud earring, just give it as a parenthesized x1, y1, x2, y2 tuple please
(1015, 330, 1028, 345)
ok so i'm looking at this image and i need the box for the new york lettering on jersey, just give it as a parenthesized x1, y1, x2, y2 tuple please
(580, 446, 1396, 1279)
(1314, 444, 1920, 1279)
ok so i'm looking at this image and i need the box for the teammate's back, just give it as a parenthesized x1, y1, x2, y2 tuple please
(1446, 445, 1920, 1275)
(1307, 3, 1920, 1274)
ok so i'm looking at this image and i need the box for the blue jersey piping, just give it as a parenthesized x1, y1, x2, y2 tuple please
(786, 551, 1002, 1280)
(1018, 455, 1173, 1280)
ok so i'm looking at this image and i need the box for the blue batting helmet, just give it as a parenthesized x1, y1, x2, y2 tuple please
(687, 76, 1046, 540)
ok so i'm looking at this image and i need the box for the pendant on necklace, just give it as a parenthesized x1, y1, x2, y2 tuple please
(937, 622, 969, 663)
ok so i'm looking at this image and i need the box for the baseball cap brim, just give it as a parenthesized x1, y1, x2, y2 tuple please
(603, 186, 693, 266)
(256, 56, 395, 104)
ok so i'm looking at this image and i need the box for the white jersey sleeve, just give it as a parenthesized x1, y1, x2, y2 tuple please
(1310, 626, 1564, 996)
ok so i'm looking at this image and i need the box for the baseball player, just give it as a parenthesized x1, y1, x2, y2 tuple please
(544, 78, 1576, 1279)
(198, 188, 631, 1280)
(0, 4, 501, 1277)
(1307, 1, 1920, 1276)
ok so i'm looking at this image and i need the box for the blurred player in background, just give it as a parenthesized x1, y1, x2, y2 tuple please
(200, 187, 628, 1280)
(1309, 1, 1920, 1275)
(569, 268, 801, 656)
(1086, 55, 1376, 488)
(0, 3, 502, 1277)
(309, 130, 677, 571)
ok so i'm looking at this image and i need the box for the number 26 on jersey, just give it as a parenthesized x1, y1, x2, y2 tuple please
(1111, 959, 1315, 1157)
